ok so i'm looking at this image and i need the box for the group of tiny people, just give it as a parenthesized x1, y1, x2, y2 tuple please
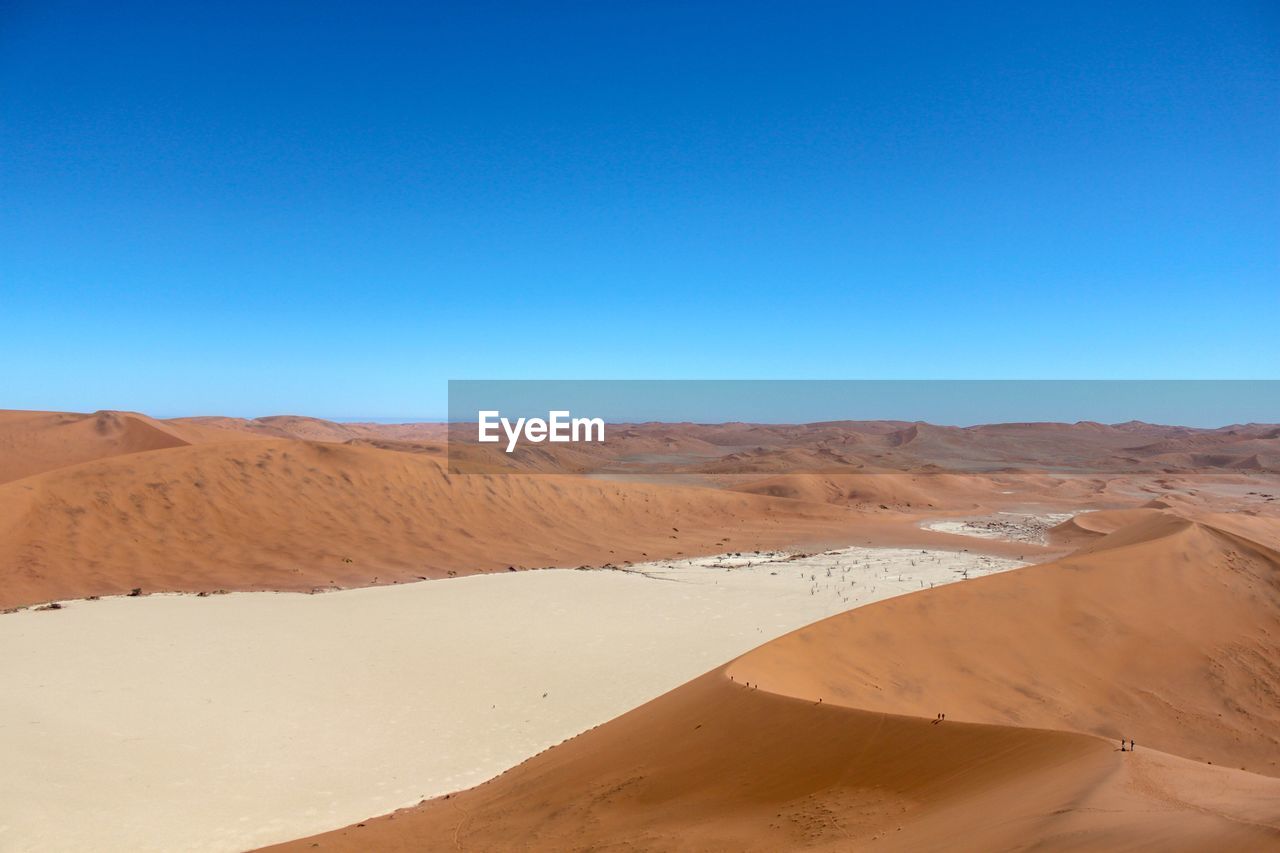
(930, 714, 1138, 754)
(737, 689, 1140, 752)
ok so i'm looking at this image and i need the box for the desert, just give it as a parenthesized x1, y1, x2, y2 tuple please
(1, 408, 1278, 851)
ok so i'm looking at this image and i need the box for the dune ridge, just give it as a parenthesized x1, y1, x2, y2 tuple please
(0, 437, 873, 609)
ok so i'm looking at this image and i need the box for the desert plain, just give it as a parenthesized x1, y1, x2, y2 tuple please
(1, 409, 1279, 851)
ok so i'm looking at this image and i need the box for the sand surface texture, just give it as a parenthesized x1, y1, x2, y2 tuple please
(0, 546, 1020, 853)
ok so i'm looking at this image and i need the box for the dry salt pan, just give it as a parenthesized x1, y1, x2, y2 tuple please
(923, 512, 1078, 545)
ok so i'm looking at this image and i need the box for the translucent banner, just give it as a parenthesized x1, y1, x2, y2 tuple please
(446, 380, 1280, 475)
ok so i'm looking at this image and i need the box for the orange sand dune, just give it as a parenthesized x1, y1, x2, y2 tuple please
(170, 414, 450, 443)
(1051, 507, 1166, 538)
(0, 437, 870, 609)
(0, 408, 288, 484)
(731, 512, 1280, 775)
(265, 677, 1279, 852)
(265, 509, 1280, 851)
(0, 409, 190, 483)
(3, 407, 1274, 611)
(169, 414, 365, 441)
(6, 408, 1136, 609)
(1199, 510, 1280, 552)
(260, 676, 1125, 852)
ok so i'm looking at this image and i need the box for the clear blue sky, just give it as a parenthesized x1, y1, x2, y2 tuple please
(2, 1, 1277, 418)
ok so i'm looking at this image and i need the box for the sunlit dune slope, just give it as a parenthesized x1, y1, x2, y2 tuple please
(0, 438, 862, 609)
(730, 511, 1280, 776)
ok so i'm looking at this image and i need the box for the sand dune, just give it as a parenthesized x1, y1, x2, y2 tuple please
(8, 409, 1276, 483)
(731, 512, 1280, 774)
(265, 673, 1280, 852)
(0, 437, 873, 609)
(167, 415, 450, 443)
(1050, 506, 1166, 538)
(262, 674, 1115, 851)
(0, 410, 190, 483)
(3, 408, 1133, 609)
(266, 508, 1280, 850)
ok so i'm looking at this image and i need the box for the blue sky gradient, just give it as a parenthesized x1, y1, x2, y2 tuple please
(2, 1, 1277, 418)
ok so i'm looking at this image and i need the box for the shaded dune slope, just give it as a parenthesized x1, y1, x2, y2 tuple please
(0, 438, 863, 609)
(266, 512, 1280, 851)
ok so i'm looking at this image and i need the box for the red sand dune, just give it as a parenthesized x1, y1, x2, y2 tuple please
(3, 410, 1274, 613)
(263, 509, 1280, 851)
(730, 512, 1280, 775)
(265, 677, 1279, 851)
(6, 408, 1138, 609)
(0, 409, 190, 483)
(1051, 507, 1166, 538)
(0, 437, 875, 609)
(3, 408, 1275, 612)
